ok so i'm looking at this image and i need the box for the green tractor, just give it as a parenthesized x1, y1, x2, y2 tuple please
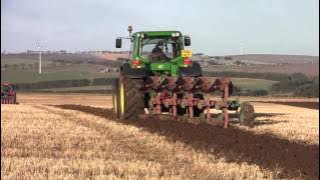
(112, 26, 254, 128)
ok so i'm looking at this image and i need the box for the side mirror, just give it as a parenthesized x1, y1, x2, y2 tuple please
(116, 38, 122, 48)
(184, 36, 191, 46)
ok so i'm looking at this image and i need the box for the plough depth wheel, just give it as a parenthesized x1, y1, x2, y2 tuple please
(239, 102, 255, 127)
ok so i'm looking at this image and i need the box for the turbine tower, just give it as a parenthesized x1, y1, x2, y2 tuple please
(37, 41, 42, 74)
(240, 43, 244, 55)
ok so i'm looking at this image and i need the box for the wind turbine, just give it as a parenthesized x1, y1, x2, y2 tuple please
(37, 41, 42, 74)
(240, 42, 244, 55)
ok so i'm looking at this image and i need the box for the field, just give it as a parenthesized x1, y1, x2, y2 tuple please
(1, 54, 120, 84)
(207, 63, 319, 78)
(1, 93, 319, 179)
(1, 65, 118, 83)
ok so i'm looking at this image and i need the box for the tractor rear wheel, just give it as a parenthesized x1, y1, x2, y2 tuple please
(115, 76, 144, 120)
(112, 79, 120, 118)
(239, 102, 255, 127)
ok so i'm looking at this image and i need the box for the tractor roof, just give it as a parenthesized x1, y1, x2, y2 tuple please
(133, 31, 182, 36)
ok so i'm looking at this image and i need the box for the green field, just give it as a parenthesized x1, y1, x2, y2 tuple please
(1, 54, 119, 83)
(1, 57, 51, 66)
(208, 77, 277, 91)
(230, 78, 277, 90)
(1, 64, 118, 83)
(1, 70, 118, 83)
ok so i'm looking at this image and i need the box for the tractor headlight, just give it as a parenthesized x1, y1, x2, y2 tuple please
(136, 34, 140, 38)
(172, 33, 180, 37)
(141, 34, 145, 38)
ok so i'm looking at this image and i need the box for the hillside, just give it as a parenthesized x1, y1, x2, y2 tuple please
(193, 54, 319, 77)
(1, 53, 318, 95)
(228, 54, 319, 64)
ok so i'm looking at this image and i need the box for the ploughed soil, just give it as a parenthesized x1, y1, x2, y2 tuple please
(252, 101, 319, 110)
(53, 104, 319, 179)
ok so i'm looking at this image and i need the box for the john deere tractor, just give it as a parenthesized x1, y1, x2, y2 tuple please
(112, 26, 254, 128)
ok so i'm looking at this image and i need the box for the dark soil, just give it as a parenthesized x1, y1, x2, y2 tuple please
(253, 101, 319, 110)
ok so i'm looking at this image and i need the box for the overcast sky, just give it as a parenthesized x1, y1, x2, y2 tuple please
(1, 0, 319, 56)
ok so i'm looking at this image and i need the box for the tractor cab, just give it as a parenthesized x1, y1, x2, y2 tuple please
(116, 28, 195, 77)
(133, 31, 187, 61)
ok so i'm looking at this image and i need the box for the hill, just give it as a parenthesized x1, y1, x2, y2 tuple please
(229, 54, 319, 64)
(193, 54, 319, 77)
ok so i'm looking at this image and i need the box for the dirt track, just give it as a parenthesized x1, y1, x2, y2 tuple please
(1, 94, 319, 179)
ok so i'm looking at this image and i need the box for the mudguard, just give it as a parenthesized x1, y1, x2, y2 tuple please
(179, 62, 202, 77)
(120, 63, 147, 78)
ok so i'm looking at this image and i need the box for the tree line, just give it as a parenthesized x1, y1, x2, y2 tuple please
(271, 73, 319, 97)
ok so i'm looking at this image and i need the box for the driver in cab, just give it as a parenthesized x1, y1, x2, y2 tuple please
(149, 40, 170, 61)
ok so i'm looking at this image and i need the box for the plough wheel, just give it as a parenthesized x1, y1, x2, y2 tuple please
(115, 76, 144, 120)
(239, 102, 255, 127)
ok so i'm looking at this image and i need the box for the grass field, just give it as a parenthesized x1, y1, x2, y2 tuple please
(1, 57, 49, 66)
(230, 78, 277, 90)
(1, 55, 118, 83)
(1, 94, 319, 179)
(2, 70, 91, 83)
(1, 66, 118, 83)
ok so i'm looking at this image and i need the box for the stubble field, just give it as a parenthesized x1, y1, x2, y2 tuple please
(1, 94, 319, 179)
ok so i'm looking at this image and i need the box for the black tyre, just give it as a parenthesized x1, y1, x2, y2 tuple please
(239, 102, 255, 127)
(112, 79, 120, 118)
(117, 76, 144, 120)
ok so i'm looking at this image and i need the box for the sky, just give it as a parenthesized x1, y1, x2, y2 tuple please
(1, 0, 319, 56)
